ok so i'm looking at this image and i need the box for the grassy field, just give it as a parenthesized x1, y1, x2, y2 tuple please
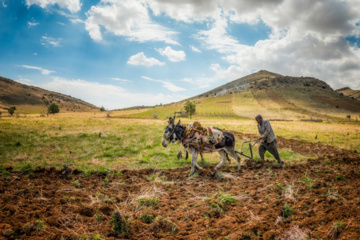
(1, 113, 359, 172)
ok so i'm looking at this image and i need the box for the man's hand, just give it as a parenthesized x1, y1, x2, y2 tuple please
(259, 136, 265, 140)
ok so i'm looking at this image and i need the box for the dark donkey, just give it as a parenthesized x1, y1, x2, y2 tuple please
(162, 117, 241, 175)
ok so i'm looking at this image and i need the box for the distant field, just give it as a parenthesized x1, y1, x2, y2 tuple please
(112, 89, 360, 122)
(1, 114, 359, 172)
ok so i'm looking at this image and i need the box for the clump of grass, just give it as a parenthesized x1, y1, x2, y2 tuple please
(138, 197, 160, 207)
(111, 211, 129, 237)
(214, 172, 236, 181)
(94, 211, 105, 222)
(275, 183, 284, 190)
(301, 175, 314, 190)
(336, 175, 346, 181)
(328, 220, 345, 237)
(19, 163, 33, 172)
(34, 219, 46, 231)
(103, 196, 116, 204)
(71, 180, 81, 188)
(101, 178, 110, 188)
(217, 193, 236, 205)
(210, 202, 224, 213)
(282, 203, 292, 218)
(140, 213, 156, 224)
(1, 169, 10, 176)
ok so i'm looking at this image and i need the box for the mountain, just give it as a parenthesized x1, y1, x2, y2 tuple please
(125, 70, 360, 121)
(336, 87, 360, 101)
(0, 76, 98, 114)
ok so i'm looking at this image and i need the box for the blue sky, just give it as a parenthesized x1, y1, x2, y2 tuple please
(1, 0, 359, 109)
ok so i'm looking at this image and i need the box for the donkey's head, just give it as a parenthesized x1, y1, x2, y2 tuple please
(162, 117, 180, 147)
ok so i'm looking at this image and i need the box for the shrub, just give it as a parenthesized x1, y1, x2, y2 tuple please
(100, 106, 105, 112)
(8, 107, 15, 116)
(48, 103, 60, 114)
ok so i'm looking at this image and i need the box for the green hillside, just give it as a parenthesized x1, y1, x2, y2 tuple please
(117, 71, 360, 121)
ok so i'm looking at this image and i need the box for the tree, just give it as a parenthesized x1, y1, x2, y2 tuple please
(184, 100, 196, 119)
(8, 107, 15, 116)
(48, 103, 60, 114)
(100, 106, 105, 112)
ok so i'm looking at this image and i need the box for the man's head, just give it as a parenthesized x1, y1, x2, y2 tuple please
(255, 114, 263, 123)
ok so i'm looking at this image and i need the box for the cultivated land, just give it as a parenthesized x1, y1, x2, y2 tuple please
(1, 113, 360, 239)
(1, 70, 360, 239)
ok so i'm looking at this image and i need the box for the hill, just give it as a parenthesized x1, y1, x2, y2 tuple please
(118, 70, 360, 121)
(0, 76, 98, 114)
(336, 87, 360, 101)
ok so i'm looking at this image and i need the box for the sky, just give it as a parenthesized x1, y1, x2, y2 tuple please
(0, 0, 360, 109)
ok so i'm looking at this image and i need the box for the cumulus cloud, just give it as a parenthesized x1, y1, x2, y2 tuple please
(190, 45, 201, 53)
(25, 0, 81, 13)
(85, 0, 178, 44)
(40, 77, 188, 109)
(142, 76, 186, 92)
(41, 36, 61, 47)
(156, 46, 186, 62)
(127, 52, 165, 67)
(21, 65, 55, 75)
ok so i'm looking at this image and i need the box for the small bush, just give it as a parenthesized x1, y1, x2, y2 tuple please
(48, 103, 60, 114)
(282, 203, 292, 218)
(140, 213, 156, 224)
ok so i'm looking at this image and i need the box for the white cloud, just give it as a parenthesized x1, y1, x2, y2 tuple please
(142, 76, 186, 92)
(17, 77, 32, 85)
(41, 36, 61, 47)
(2, 1, 7, 8)
(69, 19, 84, 24)
(110, 78, 132, 83)
(127, 52, 165, 67)
(39, 77, 188, 109)
(21, 65, 55, 75)
(156, 46, 186, 62)
(25, 0, 81, 13)
(190, 45, 201, 53)
(28, 21, 39, 27)
(85, 0, 178, 44)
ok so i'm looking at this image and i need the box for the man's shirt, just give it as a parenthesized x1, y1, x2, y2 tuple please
(257, 119, 276, 143)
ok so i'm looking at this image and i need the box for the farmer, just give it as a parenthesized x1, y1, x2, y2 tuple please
(255, 115, 284, 165)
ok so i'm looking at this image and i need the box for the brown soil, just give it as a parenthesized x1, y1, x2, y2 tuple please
(1, 135, 360, 239)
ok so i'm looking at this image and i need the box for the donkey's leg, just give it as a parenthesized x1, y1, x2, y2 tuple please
(226, 148, 241, 171)
(200, 152, 205, 162)
(214, 150, 227, 172)
(190, 148, 199, 176)
(185, 150, 189, 160)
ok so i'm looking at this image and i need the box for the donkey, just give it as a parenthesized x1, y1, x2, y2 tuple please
(162, 117, 241, 175)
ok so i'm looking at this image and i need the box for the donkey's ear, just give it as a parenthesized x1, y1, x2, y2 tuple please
(176, 120, 181, 126)
(169, 117, 174, 124)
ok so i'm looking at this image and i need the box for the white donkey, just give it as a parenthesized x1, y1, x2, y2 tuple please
(162, 117, 241, 175)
